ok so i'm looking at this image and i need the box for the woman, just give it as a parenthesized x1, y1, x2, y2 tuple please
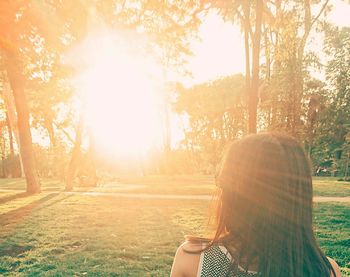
(171, 133, 341, 277)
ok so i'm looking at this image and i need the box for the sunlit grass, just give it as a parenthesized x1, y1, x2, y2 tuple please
(312, 177, 350, 197)
(0, 176, 349, 197)
(0, 179, 63, 192)
(314, 202, 350, 276)
(118, 175, 215, 195)
(0, 194, 209, 276)
(0, 177, 348, 275)
(119, 175, 350, 197)
(0, 192, 348, 276)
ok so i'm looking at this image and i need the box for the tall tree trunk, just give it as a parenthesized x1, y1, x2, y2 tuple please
(5, 112, 15, 159)
(5, 111, 16, 177)
(163, 102, 171, 153)
(162, 66, 171, 153)
(243, 1, 251, 134)
(65, 117, 83, 191)
(291, 0, 329, 137)
(44, 115, 56, 177)
(4, 52, 40, 193)
(87, 132, 97, 186)
(1, 130, 5, 178)
(44, 116, 56, 149)
(2, 79, 23, 176)
(263, 25, 272, 126)
(248, 0, 263, 134)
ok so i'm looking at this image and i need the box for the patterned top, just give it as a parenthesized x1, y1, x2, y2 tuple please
(198, 244, 258, 277)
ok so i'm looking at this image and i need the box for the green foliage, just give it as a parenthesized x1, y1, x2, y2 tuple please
(311, 27, 350, 176)
(174, 75, 246, 172)
(259, 1, 325, 137)
(32, 144, 70, 178)
(0, 156, 21, 178)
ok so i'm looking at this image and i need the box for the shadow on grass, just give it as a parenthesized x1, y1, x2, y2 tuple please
(0, 193, 71, 236)
(0, 192, 31, 205)
(0, 193, 73, 260)
(0, 193, 59, 222)
(0, 244, 34, 257)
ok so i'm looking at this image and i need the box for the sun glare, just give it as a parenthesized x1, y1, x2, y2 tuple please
(72, 30, 162, 158)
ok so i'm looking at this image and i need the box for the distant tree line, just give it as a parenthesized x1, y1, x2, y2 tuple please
(172, 25, 350, 178)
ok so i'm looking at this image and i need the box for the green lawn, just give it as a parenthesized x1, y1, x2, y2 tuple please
(1, 176, 349, 197)
(313, 177, 350, 197)
(0, 194, 209, 276)
(0, 177, 349, 276)
(314, 202, 350, 276)
(119, 175, 350, 197)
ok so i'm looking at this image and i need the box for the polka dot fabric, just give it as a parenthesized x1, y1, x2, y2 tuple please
(199, 244, 258, 277)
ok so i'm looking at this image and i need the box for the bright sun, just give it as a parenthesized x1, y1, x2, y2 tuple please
(72, 30, 163, 158)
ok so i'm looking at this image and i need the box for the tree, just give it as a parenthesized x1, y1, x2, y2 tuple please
(2, 53, 40, 192)
(175, 75, 246, 172)
(260, 0, 330, 138)
(211, 0, 263, 133)
(314, 26, 350, 176)
(0, 1, 60, 192)
(0, 67, 21, 177)
(65, 116, 83, 191)
(248, 0, 263, 134)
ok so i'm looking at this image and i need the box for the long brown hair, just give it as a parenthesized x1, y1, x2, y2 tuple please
(191, 133, 335, 276)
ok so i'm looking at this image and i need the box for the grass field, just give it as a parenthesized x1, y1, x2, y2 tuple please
(0, 194, 209, 276)
(0, 175, 349, 197)
(119, 175, 350, 197)
(0, 177, 349, 276)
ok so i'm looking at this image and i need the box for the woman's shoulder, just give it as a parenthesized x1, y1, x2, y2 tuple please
(327, 257, 342, 277)
(180, 240, 204, 253)
(170, 241, 203, 277)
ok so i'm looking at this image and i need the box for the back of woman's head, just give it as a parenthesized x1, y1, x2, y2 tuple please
(215, 132, 333, 276)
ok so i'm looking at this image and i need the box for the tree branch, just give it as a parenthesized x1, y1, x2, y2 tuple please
(311, 0, 330, 28)
(298, 0, 329, 60)
(54, 123, 75, 144)
(237, 10, 253, 39)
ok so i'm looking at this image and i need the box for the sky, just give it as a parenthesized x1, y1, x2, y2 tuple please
(185, 12, 245, 86)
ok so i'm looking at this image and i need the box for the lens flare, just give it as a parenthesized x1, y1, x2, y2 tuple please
(70, 29, 162, 158)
